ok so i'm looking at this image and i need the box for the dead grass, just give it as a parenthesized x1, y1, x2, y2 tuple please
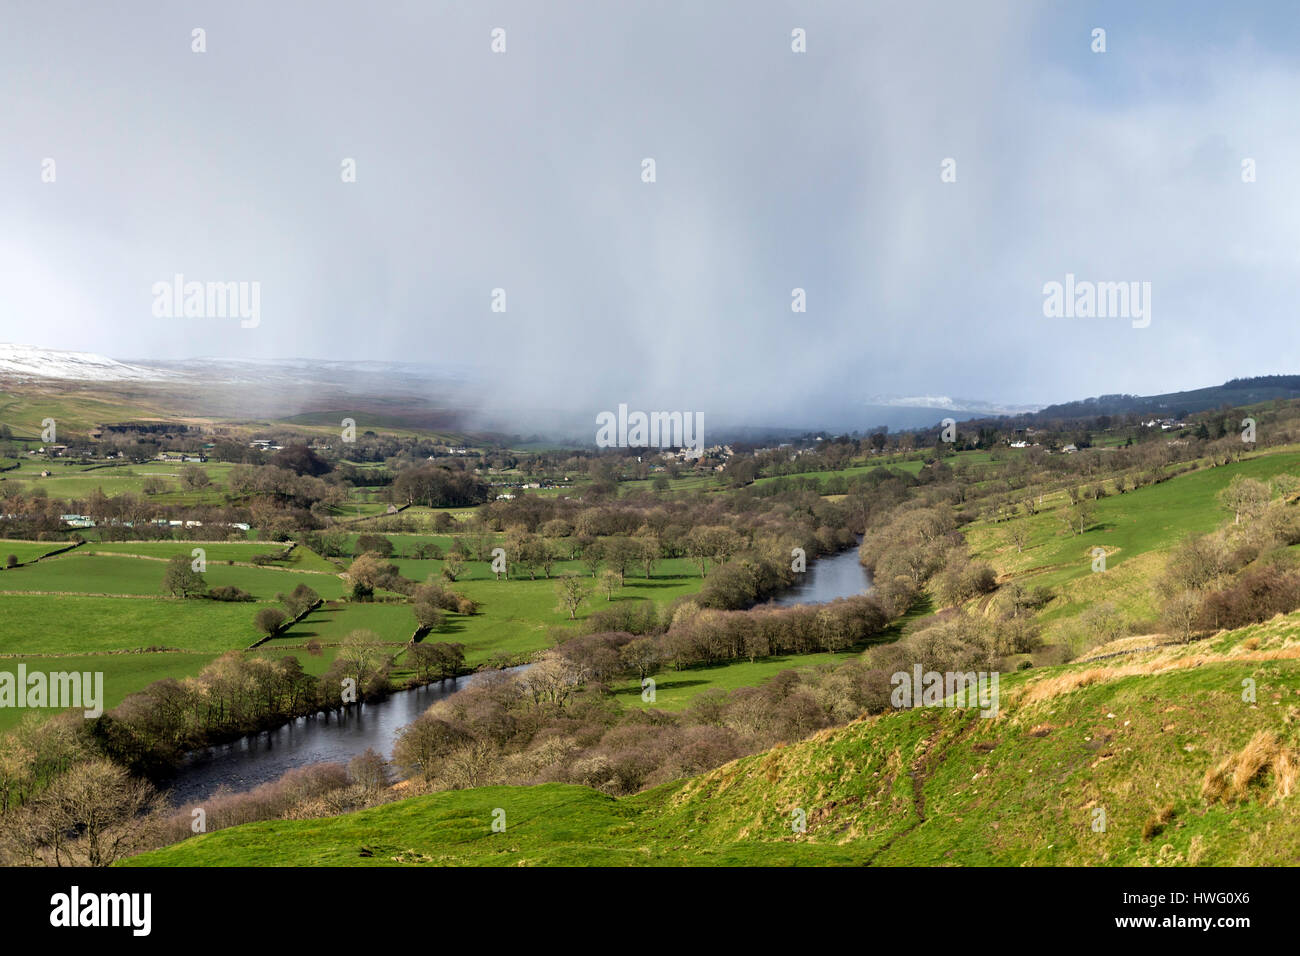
(1142, 802, 1176, 841)
(1016, 645, 1300, 710)
(1201, 729, 1300, 805)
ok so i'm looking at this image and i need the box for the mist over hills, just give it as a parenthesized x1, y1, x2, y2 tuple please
(2, 343, 1296, 442)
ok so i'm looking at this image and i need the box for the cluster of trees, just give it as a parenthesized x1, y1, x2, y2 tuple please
(1157, 489, 1300, 642)
(253, 583, 323, 636)
(389, 576, 1044, 801)
(859, 505, 962, 615)
(389, 463, 491, 508)
(410, 582, 476, 631)
(95, 635, 396, 774)
(343, 552, 478, 618)
(391, 652, 896, 796)
(628, 594, 889, 669)
(0, 739, 392, 865)
(0, 629, 405, 864)
(406, 641, 466, 680)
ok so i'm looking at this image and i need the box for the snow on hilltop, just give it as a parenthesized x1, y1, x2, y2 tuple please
(0, 344, 175, 382)
(866, 394, 1043, 416)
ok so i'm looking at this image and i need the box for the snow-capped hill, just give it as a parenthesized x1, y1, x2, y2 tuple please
(0, 344, 175, 382)
(865, 394, 1043, 416)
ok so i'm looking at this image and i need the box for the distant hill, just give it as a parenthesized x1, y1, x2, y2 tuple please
(1022, 375, 1300, 425)
(3, 343, 1296, 438)
(0, 343, 177, 383)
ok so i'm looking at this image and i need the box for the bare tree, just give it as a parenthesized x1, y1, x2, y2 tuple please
(1218, 475, 1269, 525)
(18, 759, 160, 866)
(554, 574, 590, 620)
(1162, 591, 1202, 645)
(1008, 523, 1030, 554)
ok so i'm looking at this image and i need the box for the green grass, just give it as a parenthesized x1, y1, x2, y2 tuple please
(88, 540, 339, 572)
(0, 539, 70, 563)
(615, 474, 720, 494)
(964, 449, 1300, 644)
(611, 652, 858, 710)
(0, 652, 217, 732)
(0, 458, 236, 504)
(0, 553, 346, 600)
(0, 547, 708, 722)
(0, 594, 263, 655)
(750, 457, 925, 489)
(971, 450, 1300, 587)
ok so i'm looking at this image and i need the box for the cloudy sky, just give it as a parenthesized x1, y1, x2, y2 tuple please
(3, 1, 1300, 427)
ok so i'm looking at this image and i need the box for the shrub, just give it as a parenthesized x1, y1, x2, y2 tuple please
(1198, 566, 1300, 631)
(254, 607, 288, 637)
(412, 601, 444, 631)
(356, 534, 394, 557)
(162, 553, 207, 598)
(277, 583, 321, 617)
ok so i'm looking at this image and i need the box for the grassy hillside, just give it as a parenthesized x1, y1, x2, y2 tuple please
(968, 449, 1300, 586)
(963, 448, 1300, 652)
(126, 611, 1300, 866)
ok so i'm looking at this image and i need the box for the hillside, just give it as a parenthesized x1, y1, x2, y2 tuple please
(125, 613, 1300, 866)
(1015, 375, 1300, 426)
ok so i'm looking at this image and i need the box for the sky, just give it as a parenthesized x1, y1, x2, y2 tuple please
(3, 0, 1300, 428)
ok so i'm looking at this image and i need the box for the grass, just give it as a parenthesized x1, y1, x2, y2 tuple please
(0, 594, 263, 655)
(88, 540, 340, 573)
(750, 458, 925, 489)
(970, 450, 1300, 587)
(611, 652, 859, 711)
(0, 553, 347, 601)
(964, 449, 1300, 647)
(0, 458, 237, 504)
(0, 652, 217, 732)
(0, 536, 710, 722)
(0, 539, 70, 563)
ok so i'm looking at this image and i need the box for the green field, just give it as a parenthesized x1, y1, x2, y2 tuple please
(0, 594, 263, 655)
(0, 539, 71, 563)
(963, 449, 1300, 645)
(611, 652, 859, 710)
(969, 450, 1300, 588)
(0, 458, 238, 504)
(0, 553, 346, 600)
(88, 540, 340, 573)
(750, 457, 925, 489)
(0, 652, 217, 732)
(0, 536, 709, 717)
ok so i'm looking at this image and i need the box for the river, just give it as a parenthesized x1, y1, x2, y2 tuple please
(164, 666, 528, 806)
(164, 543, 870, 805)
(769, 540, 871, 607)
